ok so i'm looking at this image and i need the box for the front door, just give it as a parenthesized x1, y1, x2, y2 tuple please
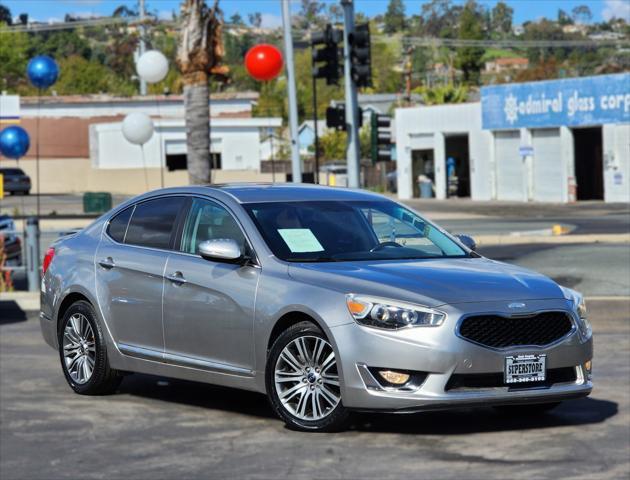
(162, 197, 259, 373)
(95, 196, 187, 354)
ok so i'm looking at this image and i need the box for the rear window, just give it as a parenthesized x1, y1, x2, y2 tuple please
(0, 169, 25, 176)
(124, 197, 186, 250)
(107, 206, 134, 243)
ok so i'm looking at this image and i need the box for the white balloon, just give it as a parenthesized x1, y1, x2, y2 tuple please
(136, 50, 169, 84)
(122, 113, 154, 145)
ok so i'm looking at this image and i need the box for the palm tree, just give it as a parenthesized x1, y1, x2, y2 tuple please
(177, 0, 228, 184)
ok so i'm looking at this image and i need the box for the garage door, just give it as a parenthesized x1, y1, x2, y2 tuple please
(495, 131, 524, 201)
(532, 128, 563, 202)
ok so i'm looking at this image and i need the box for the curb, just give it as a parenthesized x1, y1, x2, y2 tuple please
(476, 233, 630, 246)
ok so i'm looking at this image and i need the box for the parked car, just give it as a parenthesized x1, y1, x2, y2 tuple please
(39, 184, 592, 432)
(0, 168, 31, 195)
(0, 214, 22, 267)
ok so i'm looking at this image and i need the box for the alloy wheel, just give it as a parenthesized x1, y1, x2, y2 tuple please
(62, 313, 96, 384)
(274, 335, 341, 421)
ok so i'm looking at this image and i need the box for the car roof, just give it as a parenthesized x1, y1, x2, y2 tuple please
(207, 183, 387, 204)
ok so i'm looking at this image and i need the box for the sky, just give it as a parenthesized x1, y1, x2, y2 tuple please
(2, 0, 629, 27)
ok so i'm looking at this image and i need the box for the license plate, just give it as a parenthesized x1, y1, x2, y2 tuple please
(504, 354, 546, 384)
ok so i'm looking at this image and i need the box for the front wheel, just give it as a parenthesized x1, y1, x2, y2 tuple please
(266, 321, 350, 432)
(58, 300, 122, 395)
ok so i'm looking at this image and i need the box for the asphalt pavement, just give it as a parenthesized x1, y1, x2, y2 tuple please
(0, 299, 628, 480)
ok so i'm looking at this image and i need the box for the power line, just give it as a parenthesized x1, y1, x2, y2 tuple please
(3, 16, 628, 52)
(397, 36, 630, 48)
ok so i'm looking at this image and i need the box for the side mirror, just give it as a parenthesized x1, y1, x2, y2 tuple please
(456, 234, 477, 251)
(198, 239, 243, 263)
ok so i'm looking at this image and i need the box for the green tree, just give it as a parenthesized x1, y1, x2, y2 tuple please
(28, 30, 92, 60)
(229, 13, 245, 26)
(54, 56, 135, 95)
(418, 0, 460, 37)
(248, 12, 262, 28)
(557, 9, 573, 26)
(455, 2, 485, 84)
(0, 26, 29, 92)
(384, 0, 406, 34)
(571, 5, 592, 24)
(0, 4, 12, 25)
(319, 130, 346, 161)
(491, 1, 513, 36)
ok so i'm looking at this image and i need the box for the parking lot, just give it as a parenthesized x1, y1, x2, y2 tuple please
(0, 298, 628, 480)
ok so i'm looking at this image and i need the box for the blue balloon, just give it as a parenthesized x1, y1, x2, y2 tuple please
(0, 126, 30, 160)
(27, 55, 59, 90)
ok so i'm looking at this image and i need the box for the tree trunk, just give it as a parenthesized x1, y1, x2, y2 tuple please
(177, 0, 226, 184)
(183, 77, 210, 184)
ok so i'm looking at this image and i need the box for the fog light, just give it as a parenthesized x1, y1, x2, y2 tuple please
(378, 370, 410, 385)
(584, 360, 592, 372)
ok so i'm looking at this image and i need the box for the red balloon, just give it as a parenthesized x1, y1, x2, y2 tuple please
(245, 44, 284, 81)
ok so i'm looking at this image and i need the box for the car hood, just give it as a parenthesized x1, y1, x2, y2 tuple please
(288, 257, 564, 307)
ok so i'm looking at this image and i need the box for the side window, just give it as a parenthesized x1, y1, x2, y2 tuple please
(107, 206, 133, 243)
(125, 197, 186, 250)
(180, 198, 246, 255)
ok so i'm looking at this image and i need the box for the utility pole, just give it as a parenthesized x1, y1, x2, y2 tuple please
(341, 0, 361, 188)
(281, 0, 302, 183)
(139, 0, 147, 96)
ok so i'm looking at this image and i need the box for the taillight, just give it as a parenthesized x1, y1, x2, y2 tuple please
(42, 247, 55, 274)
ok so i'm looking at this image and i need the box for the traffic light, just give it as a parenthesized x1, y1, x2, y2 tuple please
(326, 104, 364, 131)
(371, 113, 392, 163)
(326, 104, 346, 131)
(349, 23, 371, 88)
(311, 24, 341, 85)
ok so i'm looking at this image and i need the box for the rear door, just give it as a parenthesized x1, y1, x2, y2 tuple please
(162, 197, 259, 372)
(95, 196, 187, 355)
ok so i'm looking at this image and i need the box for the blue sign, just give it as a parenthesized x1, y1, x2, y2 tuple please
(481, 73, 630, 130)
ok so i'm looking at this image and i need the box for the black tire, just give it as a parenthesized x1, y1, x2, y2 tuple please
(266, 321, 351, 432)
(58, 300, 122, 395)
(493, 402, 561, 415)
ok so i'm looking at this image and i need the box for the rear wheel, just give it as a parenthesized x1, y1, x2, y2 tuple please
(493, 402, 561, 415)
(58, 300, 122, 395)
(266, 321, 350, 432)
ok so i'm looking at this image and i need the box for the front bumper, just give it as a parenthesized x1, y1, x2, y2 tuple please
(331, 299, 593, 411)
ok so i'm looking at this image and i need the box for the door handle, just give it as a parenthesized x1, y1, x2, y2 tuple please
(98, 257, 115, 269)
(166, 271, 187, 285)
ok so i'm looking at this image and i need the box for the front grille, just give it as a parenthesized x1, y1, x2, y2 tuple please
(445, 367, 577, 391)
(458, 311, 574, 348)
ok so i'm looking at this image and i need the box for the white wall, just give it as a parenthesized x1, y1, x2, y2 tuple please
(91, 118, 282, 172)
(395, 103, 491, 200)
(21, 96, 255, 118)
(604, 123, 630, 203)
(396, 100, 629, 203)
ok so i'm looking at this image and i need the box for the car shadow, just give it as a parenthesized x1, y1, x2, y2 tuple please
(118, 373, 617, 433)
(352, 397, 617, 434)
(117, 373, 276, 420)
(0, 300, 28, 325)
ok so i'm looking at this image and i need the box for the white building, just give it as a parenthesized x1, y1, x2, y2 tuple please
(0, 93, 283, 194)
(396, 73, 630, 203)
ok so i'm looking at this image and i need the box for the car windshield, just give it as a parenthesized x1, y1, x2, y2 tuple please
(245, 200, 467, 262)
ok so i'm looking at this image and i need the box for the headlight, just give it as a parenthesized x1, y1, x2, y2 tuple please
(560, 286, 592, 340)
(346, 295, 445, 330)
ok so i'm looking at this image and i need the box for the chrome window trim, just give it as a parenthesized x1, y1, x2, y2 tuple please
(102, 193, 260, 267)
(103, 194, 186, 252)
(454, 309, 578, 351)
(172, 194, 261, 267)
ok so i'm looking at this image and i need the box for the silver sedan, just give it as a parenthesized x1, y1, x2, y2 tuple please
(40, 184, 593, 432)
